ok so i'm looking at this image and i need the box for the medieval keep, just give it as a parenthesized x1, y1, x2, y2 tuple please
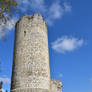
(11, 14, 62, 92)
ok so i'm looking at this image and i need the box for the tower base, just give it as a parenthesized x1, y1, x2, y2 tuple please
(11, 88, 50, 92)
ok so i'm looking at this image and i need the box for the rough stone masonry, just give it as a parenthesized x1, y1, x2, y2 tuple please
(11, 14, 62, 92)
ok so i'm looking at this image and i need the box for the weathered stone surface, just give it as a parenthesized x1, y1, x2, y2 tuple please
(11, 14, 50, 92)
(11, 14, 62, 92)
(51, 80, 62, 92)
(11, 88, 49, 92)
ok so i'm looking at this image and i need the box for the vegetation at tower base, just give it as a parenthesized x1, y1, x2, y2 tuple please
(11, 14, 62, 92)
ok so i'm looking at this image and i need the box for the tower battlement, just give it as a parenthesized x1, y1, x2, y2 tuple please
(11, 14, 62, 92)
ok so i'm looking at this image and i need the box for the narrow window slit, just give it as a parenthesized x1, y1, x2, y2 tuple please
(24, 31, 26, 36)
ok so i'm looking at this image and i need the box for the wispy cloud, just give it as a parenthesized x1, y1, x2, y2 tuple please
(64, 2, 72, 12)
(17, 0, 72, 25)
(0, 89, 6, 92)
(0, 15, 18, 39)
(0, 77, 11, 84)
(46, 1, 64, 25)
(0, 0, 72, 38)
(17, 0, 46, 13)
(46, 2, 71, 25)
(58, 73, 63, 78)
(52, 36, 84, 53)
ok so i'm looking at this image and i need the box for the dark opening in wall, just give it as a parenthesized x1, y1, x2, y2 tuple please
(24, 31, 26, 36)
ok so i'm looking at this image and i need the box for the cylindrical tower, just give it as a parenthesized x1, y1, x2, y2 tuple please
(11, 14, 51, 92)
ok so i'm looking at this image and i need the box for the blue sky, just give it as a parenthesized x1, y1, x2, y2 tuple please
(0, 0, 92, 92)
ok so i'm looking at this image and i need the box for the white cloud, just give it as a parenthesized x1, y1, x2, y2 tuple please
(0, 15, 18, 39)
(0, 15, 15, 31)
(64, 2, 72, 12)
(46, 1, 64, 25)
(52, 36, 84, 53)
(30, 0, 46, 12)
(46, 2, 72, 25)
(0, 77, 11, 84)
(0, 0, 72, 37)
(17, 0, 46, 13)
(58, 73, 63, 78)
(0, 89, 6, 92)
(16, 0, 72, 25)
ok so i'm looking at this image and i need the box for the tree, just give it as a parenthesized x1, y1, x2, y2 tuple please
(0, 0, 18, 26)
(0, 0, 18, 16)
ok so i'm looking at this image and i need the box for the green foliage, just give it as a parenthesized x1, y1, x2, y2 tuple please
(0, 0, 18, 29)
(0, 0, 18, 16)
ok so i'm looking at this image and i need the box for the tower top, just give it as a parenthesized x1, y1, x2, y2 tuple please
(17, 13, 47, 25)
(22, 13, 43, 19)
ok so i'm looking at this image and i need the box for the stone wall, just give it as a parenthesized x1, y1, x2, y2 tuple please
(11, 14, 50, 92)
(11, 14, 62, 92)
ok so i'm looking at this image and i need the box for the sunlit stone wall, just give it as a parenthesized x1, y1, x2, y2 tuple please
(11, 14, 51, 92)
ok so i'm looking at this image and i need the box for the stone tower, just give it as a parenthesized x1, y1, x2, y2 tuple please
(11, 14, 62, 92)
